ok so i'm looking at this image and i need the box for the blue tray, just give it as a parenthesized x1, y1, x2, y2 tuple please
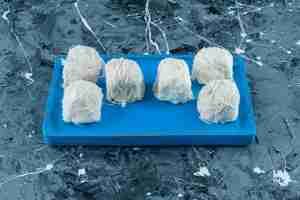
(43, 54, 256, 145)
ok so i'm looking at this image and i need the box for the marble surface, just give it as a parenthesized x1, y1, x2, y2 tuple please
(0, 0, 300, 199)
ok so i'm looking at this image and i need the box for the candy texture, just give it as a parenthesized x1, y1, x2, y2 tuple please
(63, 45, 104, 88)
(153, 58, 193, 104)
(105, 58, 145, 105)
(192, 47, 233, 84)
(197, 80, 240, 123)
(63, 80, 103, 124)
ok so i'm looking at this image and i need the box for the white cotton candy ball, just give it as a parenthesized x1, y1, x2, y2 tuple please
(63, 45, 104, 88)
(197, 80, 240, 123)
(105, 58, 145, 105)
(63, 80, 103, 124)
(153, 58, 193, 104)
(192, 47, 233, 84)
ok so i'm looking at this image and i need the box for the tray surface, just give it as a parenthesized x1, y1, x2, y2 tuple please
(43, 54, 256, 145)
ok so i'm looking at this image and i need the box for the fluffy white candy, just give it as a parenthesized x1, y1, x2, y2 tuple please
(197, 80, 240, 123)
(105, 58, 145, 105)
(63, 45, 104, 88)
(192, 47, 233, 84)
(153, 58, 193, 104)
(63, 80, 103, 124)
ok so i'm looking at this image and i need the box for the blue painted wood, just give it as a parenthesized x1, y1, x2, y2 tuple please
(43, 54, 256, 145)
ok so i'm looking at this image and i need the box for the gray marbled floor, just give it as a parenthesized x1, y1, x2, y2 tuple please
(0, 0, 300, 199)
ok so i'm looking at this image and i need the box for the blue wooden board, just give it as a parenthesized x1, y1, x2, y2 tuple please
(42, 54, 256, 145)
